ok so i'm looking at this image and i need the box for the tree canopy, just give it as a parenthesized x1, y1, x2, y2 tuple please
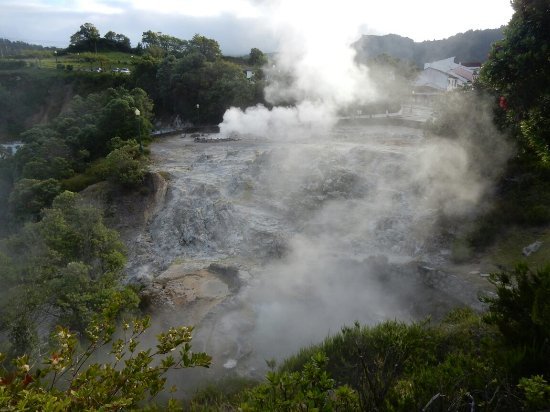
(480, 0, 550, 163)
(68, 23, 132, 53)
(0, 191, 138, 356)
(248, 47, 267, 67)
(69, 23, 100, 53)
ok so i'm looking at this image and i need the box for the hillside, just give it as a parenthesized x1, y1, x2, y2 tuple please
(0, 38, 57, 57)
(354, 28, 505, 66)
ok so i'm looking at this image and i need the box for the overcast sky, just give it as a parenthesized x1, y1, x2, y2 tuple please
(0, 0, 514, 55)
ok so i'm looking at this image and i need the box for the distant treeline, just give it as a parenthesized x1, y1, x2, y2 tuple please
(0, 38, 57, 57)
(65, 23, 134, 54)
(354, 28, 505, 67)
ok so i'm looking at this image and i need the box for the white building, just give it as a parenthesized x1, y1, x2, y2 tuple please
(412, 57, 480, 104)
(244, 68, 254, 79)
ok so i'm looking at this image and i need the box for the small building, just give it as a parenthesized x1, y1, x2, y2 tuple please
(243, 68, 254, 79)
(412, 57, 480, 105)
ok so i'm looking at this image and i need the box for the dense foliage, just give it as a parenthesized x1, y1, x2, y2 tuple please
(133, 35, 264, 123)
(1, 266, 549, 410)
(0, 85, 152, 236)
(0, 297, 211, 410)
(67, 23, 132, 54)
(0, 85, 152, 358)
(480, 0, 550, 163)
(0, 191, 139, 357)
(482, 265, 550, 378)
(0, 69, 135, 142)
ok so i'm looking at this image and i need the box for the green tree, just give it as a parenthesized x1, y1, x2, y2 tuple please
(132, 55, 161, 101)
(188, 34, 221, 62)
(141, 30, 188, 57)
(248, 47, 267, 67)
(480, 0, 550, 163)
(104, 139, 147, 187)
(69, 23, 100, 53)
(156, 55, 178, 110)
(104, 30, 116, 42)
(102, 31, 131, 51)
(199, 59, 255, 121)
(54, 87, 153, 158)
(164, 55, 255, 123)
(0, 191, 137, 355)
(8, 178, 62, 221)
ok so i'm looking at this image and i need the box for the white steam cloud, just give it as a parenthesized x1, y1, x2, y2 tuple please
(220, 0, 376, 138)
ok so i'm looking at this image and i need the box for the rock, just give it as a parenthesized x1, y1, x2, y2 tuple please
(80, 171, 167, 228)
(223, 359, 238, 369)
(141, 263, 240, 326)
(522, 241, 542, 256)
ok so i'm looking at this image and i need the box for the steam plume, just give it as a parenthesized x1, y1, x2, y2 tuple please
(220, 0, 376, 138)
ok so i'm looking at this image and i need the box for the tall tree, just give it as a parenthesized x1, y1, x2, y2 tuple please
(480, 0, 550, 162)
(70, 23, 100, 54)
(141, 30, 187, 56)
(114, 33, 131, 49)
(188, 34, 221, 62)
(248, 47, 267, 66)
(0, 191, 137, 355)
(103, 30, 116, 42)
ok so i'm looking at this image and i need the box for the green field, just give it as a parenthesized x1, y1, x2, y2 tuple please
(3, 51, 138, 72)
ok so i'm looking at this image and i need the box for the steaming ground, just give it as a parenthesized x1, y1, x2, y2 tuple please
(128, 123, 501, 384)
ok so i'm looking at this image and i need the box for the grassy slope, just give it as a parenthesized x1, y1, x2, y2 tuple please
(9, 51, 138, 72)
(484, 226, 550, 269)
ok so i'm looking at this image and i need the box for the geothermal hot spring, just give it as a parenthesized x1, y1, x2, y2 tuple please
(125, 120, 501, 386)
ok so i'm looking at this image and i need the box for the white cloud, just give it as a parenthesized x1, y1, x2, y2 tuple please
(4, 0, 124, 14)
(360, 0, 513, 40)
(0, 0, 514, 52)
(125, 0, 260, 18)
(73, 0, 124, 14)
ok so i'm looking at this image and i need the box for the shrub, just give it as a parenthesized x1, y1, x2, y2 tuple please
(8, 178, 62, 221)
(518, 375, 550, 411)
(481, 264, 550, 377)
(104, 139, 147, 187)
(241, 353, 359, 411)
(61, 172, 101, 192)
(0, 296, 211, 410)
